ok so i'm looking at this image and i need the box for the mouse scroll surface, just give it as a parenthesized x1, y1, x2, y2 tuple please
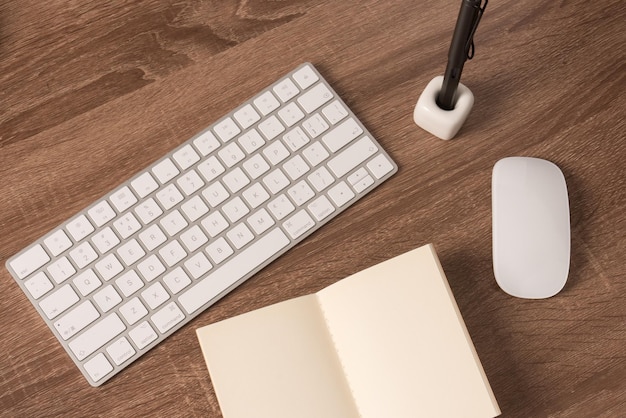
(492, 157, 570, 299)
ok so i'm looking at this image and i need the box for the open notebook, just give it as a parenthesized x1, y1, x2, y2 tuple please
(196, 244, 500, 418)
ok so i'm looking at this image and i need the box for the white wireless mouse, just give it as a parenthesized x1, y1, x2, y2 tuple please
(492, 157, 570, 299)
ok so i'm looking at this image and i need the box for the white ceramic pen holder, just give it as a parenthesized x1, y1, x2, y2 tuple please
(413, 75, 474, 140)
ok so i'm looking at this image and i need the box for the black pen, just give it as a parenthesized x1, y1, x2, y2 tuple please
(437, 0, 487, 111)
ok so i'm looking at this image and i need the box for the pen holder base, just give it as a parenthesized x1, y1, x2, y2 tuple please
(413, 76, 474, 140)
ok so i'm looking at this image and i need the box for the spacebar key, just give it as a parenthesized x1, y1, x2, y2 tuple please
(178, 228, 290, 315)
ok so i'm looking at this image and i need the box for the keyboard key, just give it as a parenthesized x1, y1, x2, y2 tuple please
(95, 254, 124, 281)
(93, 285, 122, 312)
(9, 244, 50, 279)
(292, 64, 319, 89)
(88, 201, 116, 227)
(24, 271, 54, 299)
(273, 78, 299, 102)
(73, 269, 103, 296)
(247, 208, 275, 235)
(39, 284, 79, 319)
(308, 196, 336, 221)
(138, 224, 167, 251)
(283, 155, 310, 180)
(367, 154, 395, 179)
(180, 195, 209, 221)
(134, 198, 163, 224)
(137, 254, 166, 282)
(277, 102, 305, 127)
(347, 167, 369, 185)
(43, 230, 72, 257)
(218, 142, 246, 168)
(91, 227, 120, 254)
(222, 167, 250, 193)
(297, 82, 333, 113)
(109, 186, 138, 213)
(84, 353, 113, 383)
(179, 225, 208, 252)
(70, 242, 98, 269)
(131, 172, 159, 198)
(156, 184, 184, 210)
(263, 140, 290, 165)
(184, 252, 213, 279)
(288, 180, 315, 206)
(179, 228, 290, 314)
(69, 313, 126, 361)
(283, 210, 315, 239)
(258, 115, 285, 141)
(47, 257, 76, 284)
(233, 104, 261, 129)
(308, 166, 335, 192)
(159, 240, 187, 267)
(322, 100, 349, 124)
(193, 130, 220, 156)
(117, 239, 145, 266)
(205, 237, 234, 265)
(263, 169, 290, 194)
(115, 270, 144, 298)
(173, 144, 200, 170)
(327, 136, 378, 178)
(283, 126, 310, 152)
(238, 129, 265, 154)
(177, 170, 204, 196)
(119, 297, 148, 325)
(106, 337, 136, 366)
(328, 181, 356, 207)
(201, 211, 229, 238)
(226, 223, 254, 249)
(151, 302, 185, 334)
(253, 91, 280, 115)
(268, 194, 295, 220)
(351, 173, 374, 193)
(163, 267, 192, 294)
(302, 141, 330, 166)
(242, 182, 270, 208)
(214, 117, 241, 142)
(66, 215, 95, 242)
(243, 154, 271, 181)
(322, 117, 363, 152)
(54, 300, 99, 340)
(129, 321, 158, 349)
(113, 213, 142, 239)
(141, 282, 170, 310)
(160, 210, 188, 236)
(203, 182, 230, 207)
(152, 158, 179, 184)
(222, 196, 250, 223)
(302, 113, 329, 138)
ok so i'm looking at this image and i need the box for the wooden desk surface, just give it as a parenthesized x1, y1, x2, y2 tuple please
(1, 1, 624, 416)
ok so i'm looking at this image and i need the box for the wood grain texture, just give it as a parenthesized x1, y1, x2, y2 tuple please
(0, 0, 624, 417)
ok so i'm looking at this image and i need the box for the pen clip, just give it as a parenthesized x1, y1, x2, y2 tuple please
(465, 0, 488, 60)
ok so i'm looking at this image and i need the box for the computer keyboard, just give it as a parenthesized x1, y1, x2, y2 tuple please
(6, 63, 397, 386)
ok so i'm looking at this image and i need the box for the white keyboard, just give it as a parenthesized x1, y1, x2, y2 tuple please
(6, 63, 397, 386)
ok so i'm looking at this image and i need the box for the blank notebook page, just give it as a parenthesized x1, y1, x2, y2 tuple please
(317, 245, 499, 417)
